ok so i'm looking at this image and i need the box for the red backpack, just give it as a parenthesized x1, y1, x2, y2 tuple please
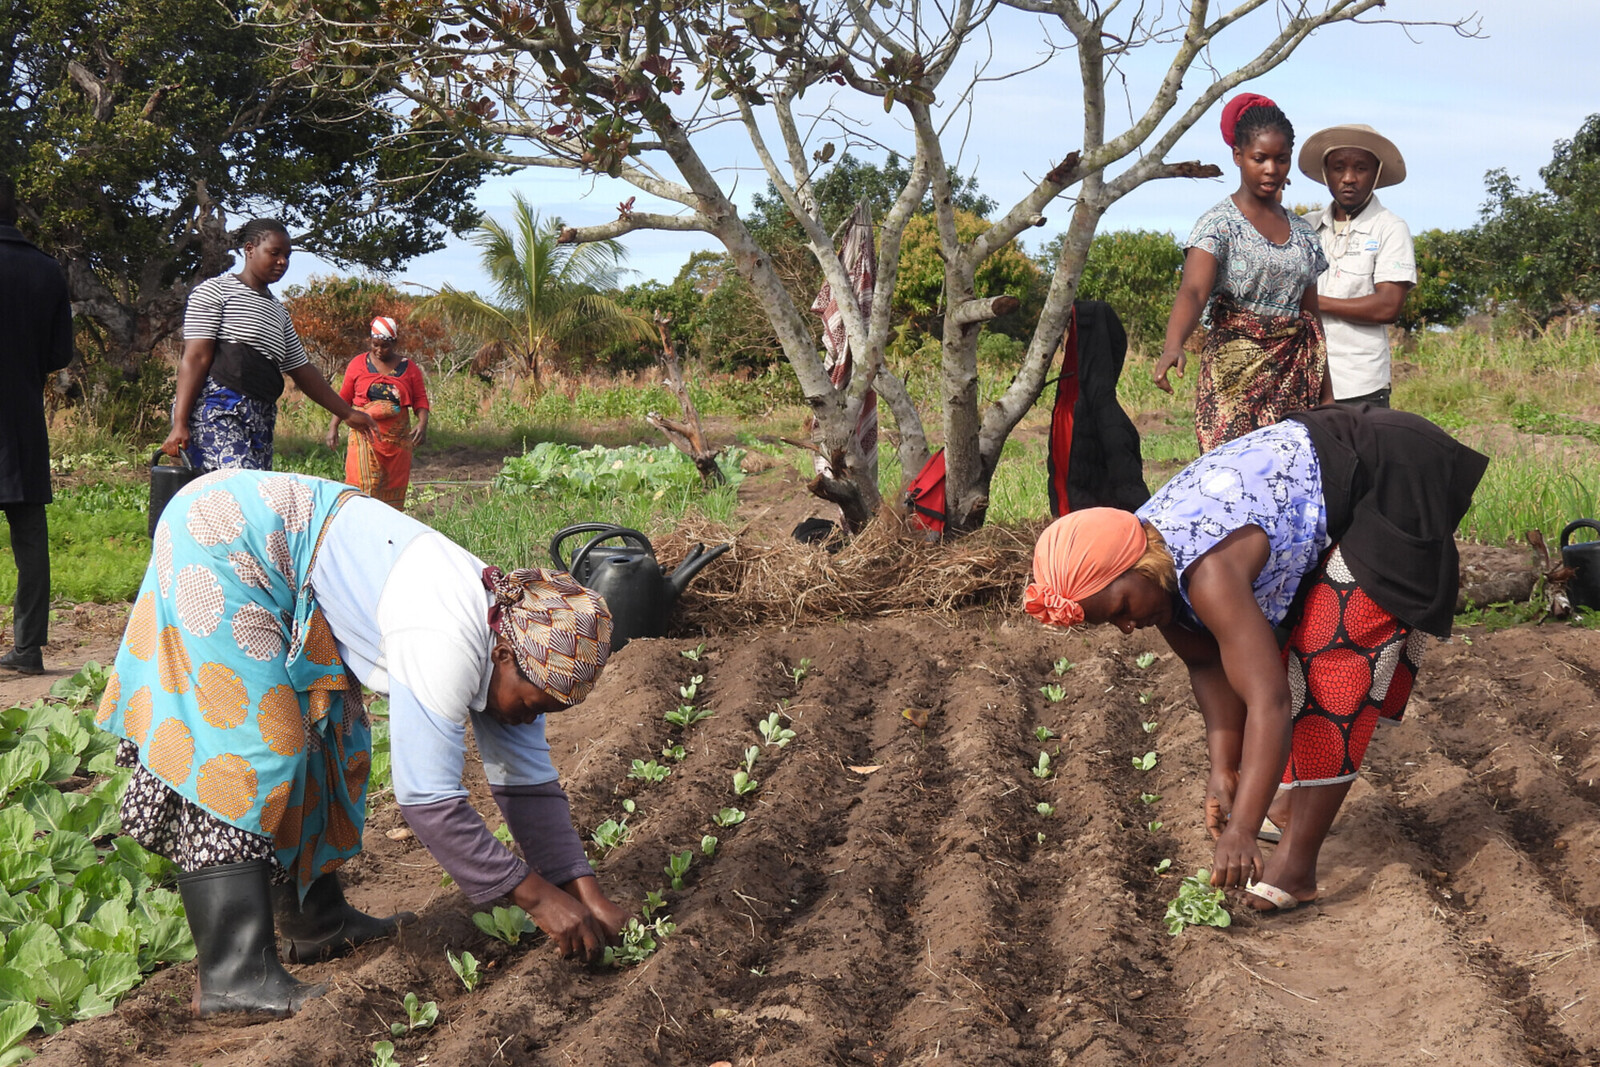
(905, 449, 948, 533)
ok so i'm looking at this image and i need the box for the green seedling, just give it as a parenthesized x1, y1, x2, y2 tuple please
(1164, 870, 1232, 936)
(1138, 690, 1154, 705)
(1036, 802, 1055, 817)
(742, 745, 760, 774)
(665, 703, 714, 728)
(1035, 831, 1045, 844)
(1039, 683, 1067, 703)
(372, 1041, 398, 1067)
(642, 890, 667, 918)
(679, 675, 704, 701)
(1141, 720, 1159, 733)
(1153, 858, 1173, 875)
(473, 905, 535, 945)
(680, 643, 705, 661)
(447, 949, 481, 992)
(1034, 725, 1057, 742)
(390, 991, 439, 1037)
(732, 770, 760, 796)
(758, 712, 796, 748)
(1140, 792, 1161, 805)
(1132, 751, 1158, 771)
(713, 807, 746, 827)
(662, 743, 687, 762)
(622, 798, 636, 815)
(492, 823, 514, 845)
(701, 834, 718, 857)
(603, 916, 677, 967)
(1135, 651, 1157, 670)
(1031, 751, 1053, 780)
(785, 658, 812, 687)
(664, 849, 693, 890)
(628, 759, 671, 783)
(1147, 820, 1164, 832)
(591, 818, 631, 854)
(1052, 657, 1075, 675)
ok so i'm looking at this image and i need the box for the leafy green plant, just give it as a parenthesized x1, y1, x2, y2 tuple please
(662, 743, 687, 762)
(665, 703, 714, 728)
(732, 771, 759, 796)
(390, 991, 439, 1037)
(1034, 725, 1056, 742)
(1134, 652, 1157, 670)
(784, 658, 812, 688)
(1036, 802, 1055, 817)
(713, 807, 746, 827)
(1140, 792, 1161, 805)
(621, 798, 636, 815)
(1147, 820, 1164, 832)
(1137, 690, 1154, 705)
(1039, 684, 1066, 703)
(473, 905, 535, 945)
(1141, 719, 1159, 734)
(628, 759, 671, 783)
(758, 712, 796, 748)
(680, 643, 705, 661)
(642, 890, 667, 918)
(372, 1040, 398, 1067)
(496, 442, 745, 497)
(741, 745, 760, 774)
(590, 818, 631, 854)
(1153, 858, 1172, 875)
(602, 916, 677, 967)
(1132, 751, 1158, 771)
(1031, 752, 1052, 780)
(1052, 657, 1075, 675)
(447, 948, 481, 992)
(679, 675, 703, 702)
(664, 849, 693, 890)
(1164, 870, 1232, 936)
(701, 835, 718, 857)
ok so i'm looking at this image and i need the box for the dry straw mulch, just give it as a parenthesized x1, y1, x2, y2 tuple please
(655, 510, 1049, 632)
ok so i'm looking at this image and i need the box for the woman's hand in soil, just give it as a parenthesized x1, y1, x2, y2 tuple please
(563, 876, 629, 939)
(1209, 826, 1263, 889)
(1205, 767, 1239, 841)
(513, 872, 616, 963)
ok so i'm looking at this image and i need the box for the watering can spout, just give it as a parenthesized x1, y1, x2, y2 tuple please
(667, 543, 733, 600)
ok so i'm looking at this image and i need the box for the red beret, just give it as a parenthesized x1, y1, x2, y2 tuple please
(1220, 93, 1277, 147)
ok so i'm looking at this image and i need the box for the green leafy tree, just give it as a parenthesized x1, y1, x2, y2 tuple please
(5, 0, 487, 380)
(896, 210, 1044, 344)
(1396, 228, 1482, 332)
(415, 194, 649, 386)
(1037, 230, 1185, 354)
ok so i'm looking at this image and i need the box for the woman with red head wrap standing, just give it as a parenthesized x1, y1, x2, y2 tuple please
(1154, 95, 1332, 451)
(327, 316, 431, 510)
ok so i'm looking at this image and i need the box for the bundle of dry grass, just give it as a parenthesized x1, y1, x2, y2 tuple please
(653, 510, 1050, 632)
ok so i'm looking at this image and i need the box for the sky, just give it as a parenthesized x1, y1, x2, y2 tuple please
(280, 1, 1599, 297)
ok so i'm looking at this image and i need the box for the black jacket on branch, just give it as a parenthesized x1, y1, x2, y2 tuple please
(1048, 300, 1151, 516)
(0, 225, 73, 505)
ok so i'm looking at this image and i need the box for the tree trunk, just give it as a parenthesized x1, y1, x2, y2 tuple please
(646, 312, 725, 486)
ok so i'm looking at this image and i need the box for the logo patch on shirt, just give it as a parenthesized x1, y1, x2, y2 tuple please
(1364, 239, 1380, 252)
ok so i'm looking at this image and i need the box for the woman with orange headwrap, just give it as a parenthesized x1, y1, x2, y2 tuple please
(1026, 406, 1485, 912)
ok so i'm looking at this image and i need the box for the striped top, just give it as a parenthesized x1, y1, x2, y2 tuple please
(182, 274, 309, 373)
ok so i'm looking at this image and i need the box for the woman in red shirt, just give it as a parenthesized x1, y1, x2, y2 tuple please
(326, 317, 431, 509)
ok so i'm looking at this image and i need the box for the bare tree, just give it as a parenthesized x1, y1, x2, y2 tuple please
(263, 0, 1478, 532)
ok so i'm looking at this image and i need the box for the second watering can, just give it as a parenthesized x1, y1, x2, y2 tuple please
(149, 450, 205, 539)
(1560, 519, 1600, 611)
(550, 523, 731, 650)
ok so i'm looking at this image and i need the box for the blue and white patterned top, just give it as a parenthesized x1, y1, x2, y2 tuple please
(1137, 420, 1329, 629)
(1187, 197, 1328, 321)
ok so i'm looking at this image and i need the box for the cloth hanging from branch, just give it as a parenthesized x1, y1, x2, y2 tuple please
(809, 199, 879, 494)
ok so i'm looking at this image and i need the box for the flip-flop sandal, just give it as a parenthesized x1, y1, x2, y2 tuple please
(1257, 817, 1283, 844)
(1245, 881, 1313, 911)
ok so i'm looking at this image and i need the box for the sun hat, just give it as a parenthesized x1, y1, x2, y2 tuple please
(481, 566, 613, 706)
(1298, 124, 1406, 187)
(1023, 509, 1147, 628)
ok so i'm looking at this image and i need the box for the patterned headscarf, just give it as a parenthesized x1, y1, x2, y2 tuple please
(481, 566, 613, 706)
(370, 316, 399, 340)
(1023, 509, 1147, 628)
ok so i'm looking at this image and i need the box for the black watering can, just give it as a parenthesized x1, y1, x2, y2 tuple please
(1560, 519, 1600, 611)
(149, 450, 205, 538)
(549, 524, 732, 650)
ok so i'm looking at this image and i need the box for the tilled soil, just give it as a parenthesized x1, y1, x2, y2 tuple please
(28, 606, 1599, 1066)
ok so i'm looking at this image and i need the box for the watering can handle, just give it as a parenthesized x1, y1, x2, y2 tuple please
(570, 527, 655, 585)
(1560, 519, 1600, 548)
(151, 448, 194, 471)
(549, 523, 631, 572)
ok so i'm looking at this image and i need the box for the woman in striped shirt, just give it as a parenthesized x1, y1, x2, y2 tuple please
(161, 219, 376, 470)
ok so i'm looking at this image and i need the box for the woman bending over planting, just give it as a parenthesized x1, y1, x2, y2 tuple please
(1154, 94, 1331, 450)
(96, 469, 626, 1016)
(1025, 406, 1486, 911)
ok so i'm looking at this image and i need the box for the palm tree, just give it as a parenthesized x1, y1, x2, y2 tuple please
(417, 193, 650, 387)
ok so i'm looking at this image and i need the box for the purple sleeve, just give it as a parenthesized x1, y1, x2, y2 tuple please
(399, 796, 529, 903)
(490, 781, 595, 887)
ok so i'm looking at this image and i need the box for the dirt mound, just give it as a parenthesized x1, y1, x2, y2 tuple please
(30, 604, 1599, 1066)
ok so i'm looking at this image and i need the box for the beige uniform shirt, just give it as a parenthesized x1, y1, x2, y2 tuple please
(1304, 196, 1417, 399)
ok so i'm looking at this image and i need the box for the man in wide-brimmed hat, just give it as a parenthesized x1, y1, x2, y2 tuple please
(1299, 124, 1416, 408)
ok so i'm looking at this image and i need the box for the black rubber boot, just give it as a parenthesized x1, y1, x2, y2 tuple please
(273, 872, 416, 963)
(177, 860, 327, 1018)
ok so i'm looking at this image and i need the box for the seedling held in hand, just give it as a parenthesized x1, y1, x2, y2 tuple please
(664, 849, 693, 890)
(1036, 802, 1055, 817)
(713, 807, 746, 827)
(1135, 651, 1157, 670)
(701, 834, 718, 857)
(732, 770, 760, 796)
(1031, 751, 1053, 779)
(1164, 869, 1232, 936)
(680, 643, 705, 661)
(1053, 657, 1075, 675)
(1039, 683, 1067, 703)
(603, 916, 677, 967)
(1034, 725, 1056, 742)
(1140, 792, 1161, 805)
(473, 905, 536, 945)
(1132, 751, 1158, 771)
(628, 758, 671, 783)
(390, 991, 439, 1037)
(447, 949, 481, 992)
(758, 712, 796, 748)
